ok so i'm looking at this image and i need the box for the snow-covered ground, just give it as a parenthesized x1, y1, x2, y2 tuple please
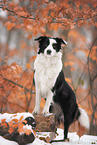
(0, 128, 97, 145)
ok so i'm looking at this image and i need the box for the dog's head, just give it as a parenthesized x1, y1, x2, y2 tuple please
(35, 36, 67, 57)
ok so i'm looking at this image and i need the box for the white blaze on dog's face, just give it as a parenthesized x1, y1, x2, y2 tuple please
(34, 36, 67, 57)
(44, 38, 57, 57)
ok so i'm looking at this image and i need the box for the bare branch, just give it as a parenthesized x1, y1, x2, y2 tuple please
(0, 5, 97, 26)
(0, 86, 15, 113)
(0, 6, 36, 20)
(1, 76, 35, 94)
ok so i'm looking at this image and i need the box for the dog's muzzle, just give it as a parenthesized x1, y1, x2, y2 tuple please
(47, 50, 52, 55)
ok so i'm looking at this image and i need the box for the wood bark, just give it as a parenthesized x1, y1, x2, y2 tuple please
(34, 114, 57, 132)
(0, 124, 35, 145)
(0, 114, 57, 144)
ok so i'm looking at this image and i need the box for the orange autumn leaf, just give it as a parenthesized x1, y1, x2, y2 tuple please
(1, 119, 6, 123)
(8, 121, 13, 127)
(13, 123, 18, 129)
(29, 56, 36, 63)
(17, 11, 28, 17)
(9, 127, 14, 134)
(10, 63, 22, 74)
(8, 16, 18, 22)
(51, 12, 55, 17)
(24, 129, 31, 135)
(22, 120, 27, 124)
(39, 136, 50, 143)
(15, 65, 22, 73)
(21, 43, 26, 49)
(19, 115, 24, 121)
(40, 27, 46, 33)
(18, 123, 24, 133)
(7, 22, 15, 31)
(2, 5, 6, 10)
(27, 34, 32, 40)
(12, 118, 18, 122)
(26, 63, 31, 70)
(11, 114, 17, 118)
(1, 122, 8, 127)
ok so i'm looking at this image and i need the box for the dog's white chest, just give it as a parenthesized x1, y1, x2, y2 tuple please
(34, 53, 62, 96)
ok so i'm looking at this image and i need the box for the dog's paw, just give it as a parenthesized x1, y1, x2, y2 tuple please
(32, 111, 38, 115)
(42, 109, 49, 115)
(32, 108, 40, 114)
(65, 138, 70, 142)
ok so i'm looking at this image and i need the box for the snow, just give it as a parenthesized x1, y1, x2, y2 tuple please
(0, 113, 97, 144)
(0, 136, 18, 145)
(0, 112, 35, 123)
(19, 124, 36, 136)
(0, 128, 97, 145)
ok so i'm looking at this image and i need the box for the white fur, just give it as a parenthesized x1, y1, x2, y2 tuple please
(33, 52, 62, 114)
(44, 39, 56, 57)
(78, 108, 90, 129)
(63, 40, 67, 45)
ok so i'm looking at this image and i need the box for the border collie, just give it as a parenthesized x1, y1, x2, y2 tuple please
(33, 36, 90, 141)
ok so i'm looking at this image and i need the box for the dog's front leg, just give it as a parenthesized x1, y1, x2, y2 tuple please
(42, 91, 53, 114)
(33, 87, 41, 114)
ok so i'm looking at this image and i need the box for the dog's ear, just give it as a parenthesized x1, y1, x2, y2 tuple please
(34, 36, 47, 42)
(54, 38, 67, 45)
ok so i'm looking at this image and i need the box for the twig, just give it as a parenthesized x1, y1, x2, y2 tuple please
(0, 85, 15, 113)
(78, 90, 90, 104)
(0, 6, 36, 20)
(8, 101, 26, 110)
(2, 76, 35, 94)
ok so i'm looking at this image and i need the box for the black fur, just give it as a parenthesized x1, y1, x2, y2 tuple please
(34, 36, 66, 54)
(35, 36, 49, 54)
(50, 71, 80, 140)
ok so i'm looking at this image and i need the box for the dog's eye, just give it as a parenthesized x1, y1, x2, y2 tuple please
(53, 43, 57, 49)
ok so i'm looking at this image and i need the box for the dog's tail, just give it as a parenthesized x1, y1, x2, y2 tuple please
(78, 108, 90, 130)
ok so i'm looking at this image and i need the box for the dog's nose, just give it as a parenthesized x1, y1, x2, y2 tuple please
(47, 50, 51, 55)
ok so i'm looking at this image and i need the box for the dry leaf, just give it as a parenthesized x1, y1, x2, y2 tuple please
(26, 63, 31, 70)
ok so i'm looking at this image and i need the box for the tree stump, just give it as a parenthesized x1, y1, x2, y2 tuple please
(34, 114, 57, 132)
(34, 114, 57, 142)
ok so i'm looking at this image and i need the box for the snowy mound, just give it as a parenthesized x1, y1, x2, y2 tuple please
(0, 126, 97, 145)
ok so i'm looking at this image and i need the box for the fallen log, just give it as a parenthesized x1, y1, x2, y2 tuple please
(0, 112, 36, 145)
(0, 113, 57, 144)
(0, 124, 35, 145)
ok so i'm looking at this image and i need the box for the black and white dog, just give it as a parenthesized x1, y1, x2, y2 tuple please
(33, 36, 90, 141)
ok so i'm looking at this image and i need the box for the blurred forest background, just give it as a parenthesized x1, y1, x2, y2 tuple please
(0, 0, 97, 136)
